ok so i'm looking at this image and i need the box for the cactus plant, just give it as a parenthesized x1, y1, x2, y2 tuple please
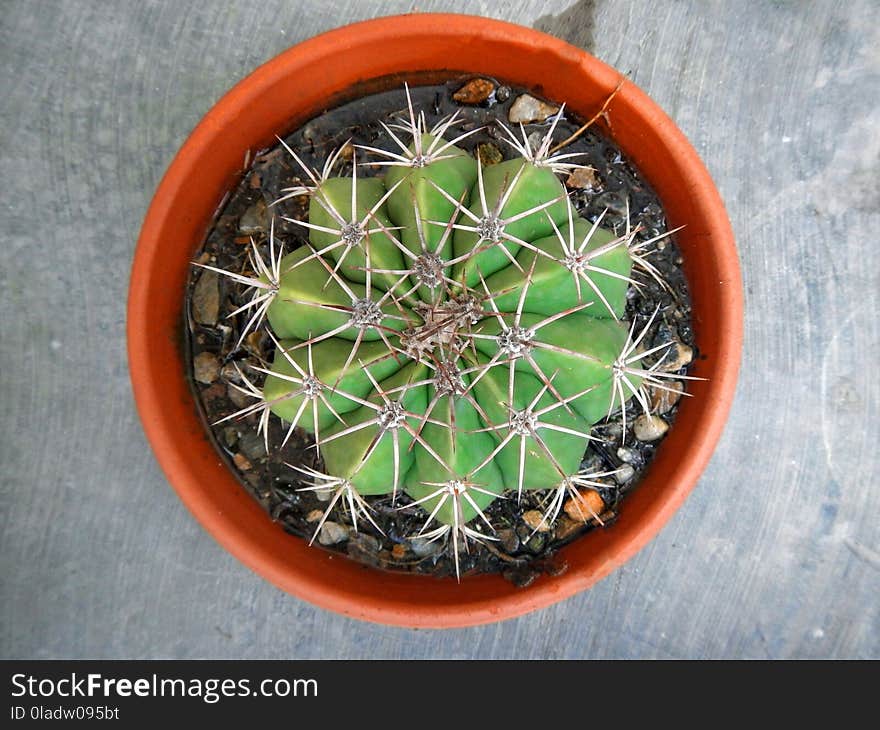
(196, 85, 697, 578)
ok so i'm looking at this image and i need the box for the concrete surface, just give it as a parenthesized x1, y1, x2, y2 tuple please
(1, 0, 877, 658)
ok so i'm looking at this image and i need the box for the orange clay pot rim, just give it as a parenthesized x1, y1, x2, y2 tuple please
(128, 13, 742, 628)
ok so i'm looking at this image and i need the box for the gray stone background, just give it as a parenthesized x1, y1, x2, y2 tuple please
(1, 0, 877, 659)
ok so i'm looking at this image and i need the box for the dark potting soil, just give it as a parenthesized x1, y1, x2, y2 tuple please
(185, 78, 696, 586)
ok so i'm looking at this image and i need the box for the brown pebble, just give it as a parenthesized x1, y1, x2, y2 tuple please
(222, 427, 239, 448)
(496, 528, 519, 553)
(201, 383, 226, 401)
(243, 330, 264, 358)
(564, 488, 605, 523)
(649, 381, 684, 414)
(453, 78, 495, 105)
(233, 235, 252, 245)
(476, 142, 503, 166)
(633, 414, 669, 442)
(598, 509, 617, 525)
(305, 509, 324, 523)
(239, 199, 267, 234)
(503, 568, 539, 589)
(248, 172, 261, 189)
(660, 342, 694, 372)
(227, 383, 251, 409)
(192, 269, 220, 325)
(338, 141, 354, 161)
(391, 543, 408, 560)
(554, 517, 584, 541)
(244, 473, 263, 490)
(220, 361, 244, 384)
(522, 509, 552, 533)
(233, 453, 252, 471)
(193, 351, 220, 384)
(565, 166, 601, 191)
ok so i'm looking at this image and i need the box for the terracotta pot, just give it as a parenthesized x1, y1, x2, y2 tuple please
(128, 14, 741, 627)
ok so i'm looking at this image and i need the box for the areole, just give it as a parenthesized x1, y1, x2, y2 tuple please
(128, 14, 742, 627)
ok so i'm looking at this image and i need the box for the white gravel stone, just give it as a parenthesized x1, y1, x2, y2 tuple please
(508, 93, 560, 124)
(633, 414, 670, 442)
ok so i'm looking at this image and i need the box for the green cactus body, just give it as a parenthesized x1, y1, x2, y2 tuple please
(306, 176, 405, 292)
(384, 133, 477, 251)
(483, 219, 633, 319)
(451, 160, 570, 287)
(471, 313, 640, 425)
(207, 87, 683, 576)
(468, 360, 592, 492)
(320, 362, 428, 495)
(266, 247, 406, 342)
(263, 337, 400, 430)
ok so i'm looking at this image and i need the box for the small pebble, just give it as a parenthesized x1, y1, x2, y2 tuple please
(661, 342, 694, 371)
(522, 510, 551, 533)
(410, 537, 442, 558)
(614, 464, 635, 484)
(453, 78, 495, 105)
(238, 430, 267, 461)
(650, 381, 684, 414)
(347, 533, 381, 564)
(243, 330, 264, 358)
(496, 528, 519, 553)
(220, 361, 244, 384)
(617, 446, 639, 464)
(633, 414, 669, 442)
(244, 473, 264, 492)
(564, 488, 605, 523)
(192, 269, 220, 325)
(193, 351, 220, 384)
(591, 190, 627, 217)
(526, 533, 546, 553)
(305, 509, 324, 523)
(238, 199, 267, 234)
(222, 426, 239, 448)
(508, 93, 559, 124)
(317, 521, 349, 546)
(599, 421, 623, 440)
(555, 517, 583, 541)
(566, 166, 602, 191)
(580, 452, 605, 473)
(233, 452, 252, 471)
(201, 383, 225, 401)
(215, 324, 232, 347)
(391, 543, 408, 560)
(526, 130, 544, 152)
(598, 509, 617, 525)
(495, 85, 511, 102)
(227, 383, 251, 409)
(338, 141, 354, 161)
(476, 142, 503, 166)
(504, 568, 538, 589)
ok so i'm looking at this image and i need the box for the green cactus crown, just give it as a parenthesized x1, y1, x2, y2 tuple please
(196, 85, 696, 578)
